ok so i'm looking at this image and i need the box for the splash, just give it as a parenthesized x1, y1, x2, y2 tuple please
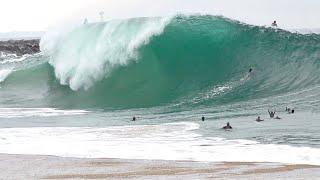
(41, 17, 172, 90)
(0, 69, 13, 83)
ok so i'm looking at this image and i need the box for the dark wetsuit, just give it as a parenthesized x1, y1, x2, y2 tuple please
(223, 123, 232, 130)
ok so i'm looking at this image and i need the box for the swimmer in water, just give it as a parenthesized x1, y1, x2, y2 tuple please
(241, 68, 253, 81)
(268, 109, 276, 118)
(223, 122, 232, 130)
(132, 116, 136, 121)
(275, 116, 281, 119)
(202, 116, 205, 121)
(256, 116, 264, 122)
(271, 20, 278, 27)
(288, 109, 295, 114)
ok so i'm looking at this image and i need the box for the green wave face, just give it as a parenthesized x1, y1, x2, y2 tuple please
(2, 15, 320, 109)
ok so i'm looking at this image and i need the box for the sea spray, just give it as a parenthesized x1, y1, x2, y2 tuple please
(2, 15, 320, 108)
(0, 69, 13, 83)
(41, 17, 172, 90)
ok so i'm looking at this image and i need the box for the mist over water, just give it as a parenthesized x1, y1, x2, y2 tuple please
(0, 15, 320, 164)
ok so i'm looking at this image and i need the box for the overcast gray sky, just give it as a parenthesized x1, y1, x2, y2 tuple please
(0, 0, 320, 32)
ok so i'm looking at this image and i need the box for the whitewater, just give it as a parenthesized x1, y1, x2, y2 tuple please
(0, 15, 320, 165)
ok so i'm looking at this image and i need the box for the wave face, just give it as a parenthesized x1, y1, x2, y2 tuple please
(3, 15, 320, 108)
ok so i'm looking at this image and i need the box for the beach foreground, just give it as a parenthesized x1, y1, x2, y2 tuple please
(0, 154, 319, 179)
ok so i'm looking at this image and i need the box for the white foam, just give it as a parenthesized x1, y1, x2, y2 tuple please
(0, 69, 13, 83)
(0, 52, 18, 59)
(0, 54, 31, 65)
(0, 108, 88, 118)
(41, 17, 172, 91)
(0, 122, 319, 165)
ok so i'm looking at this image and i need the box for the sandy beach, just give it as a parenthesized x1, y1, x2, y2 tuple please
(0, 154, 319, 179)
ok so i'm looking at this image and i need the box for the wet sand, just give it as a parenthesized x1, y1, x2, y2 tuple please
(0, 154, 319, 179)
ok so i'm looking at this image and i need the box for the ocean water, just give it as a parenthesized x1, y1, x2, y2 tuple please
(0, 15, 320, 165)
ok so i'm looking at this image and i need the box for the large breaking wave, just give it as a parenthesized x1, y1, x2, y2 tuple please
(1, 15, 320, 108)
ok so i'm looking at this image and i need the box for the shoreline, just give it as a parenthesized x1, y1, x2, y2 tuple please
(0, 154, 319, 179)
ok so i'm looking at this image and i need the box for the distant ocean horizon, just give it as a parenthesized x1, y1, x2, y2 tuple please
(0, 31, 44, 40)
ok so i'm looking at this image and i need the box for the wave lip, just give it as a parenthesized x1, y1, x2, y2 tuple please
(41, 17, 172, 91)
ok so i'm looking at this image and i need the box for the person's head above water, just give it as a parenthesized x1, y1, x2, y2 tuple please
(256, 116, 264, 121)
(223, 122, 232, 129)
(249, 68, 253, 73)
(202, 116, 205, 121)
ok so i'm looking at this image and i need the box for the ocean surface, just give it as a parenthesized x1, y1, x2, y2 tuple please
(0, 15, 320, 165)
